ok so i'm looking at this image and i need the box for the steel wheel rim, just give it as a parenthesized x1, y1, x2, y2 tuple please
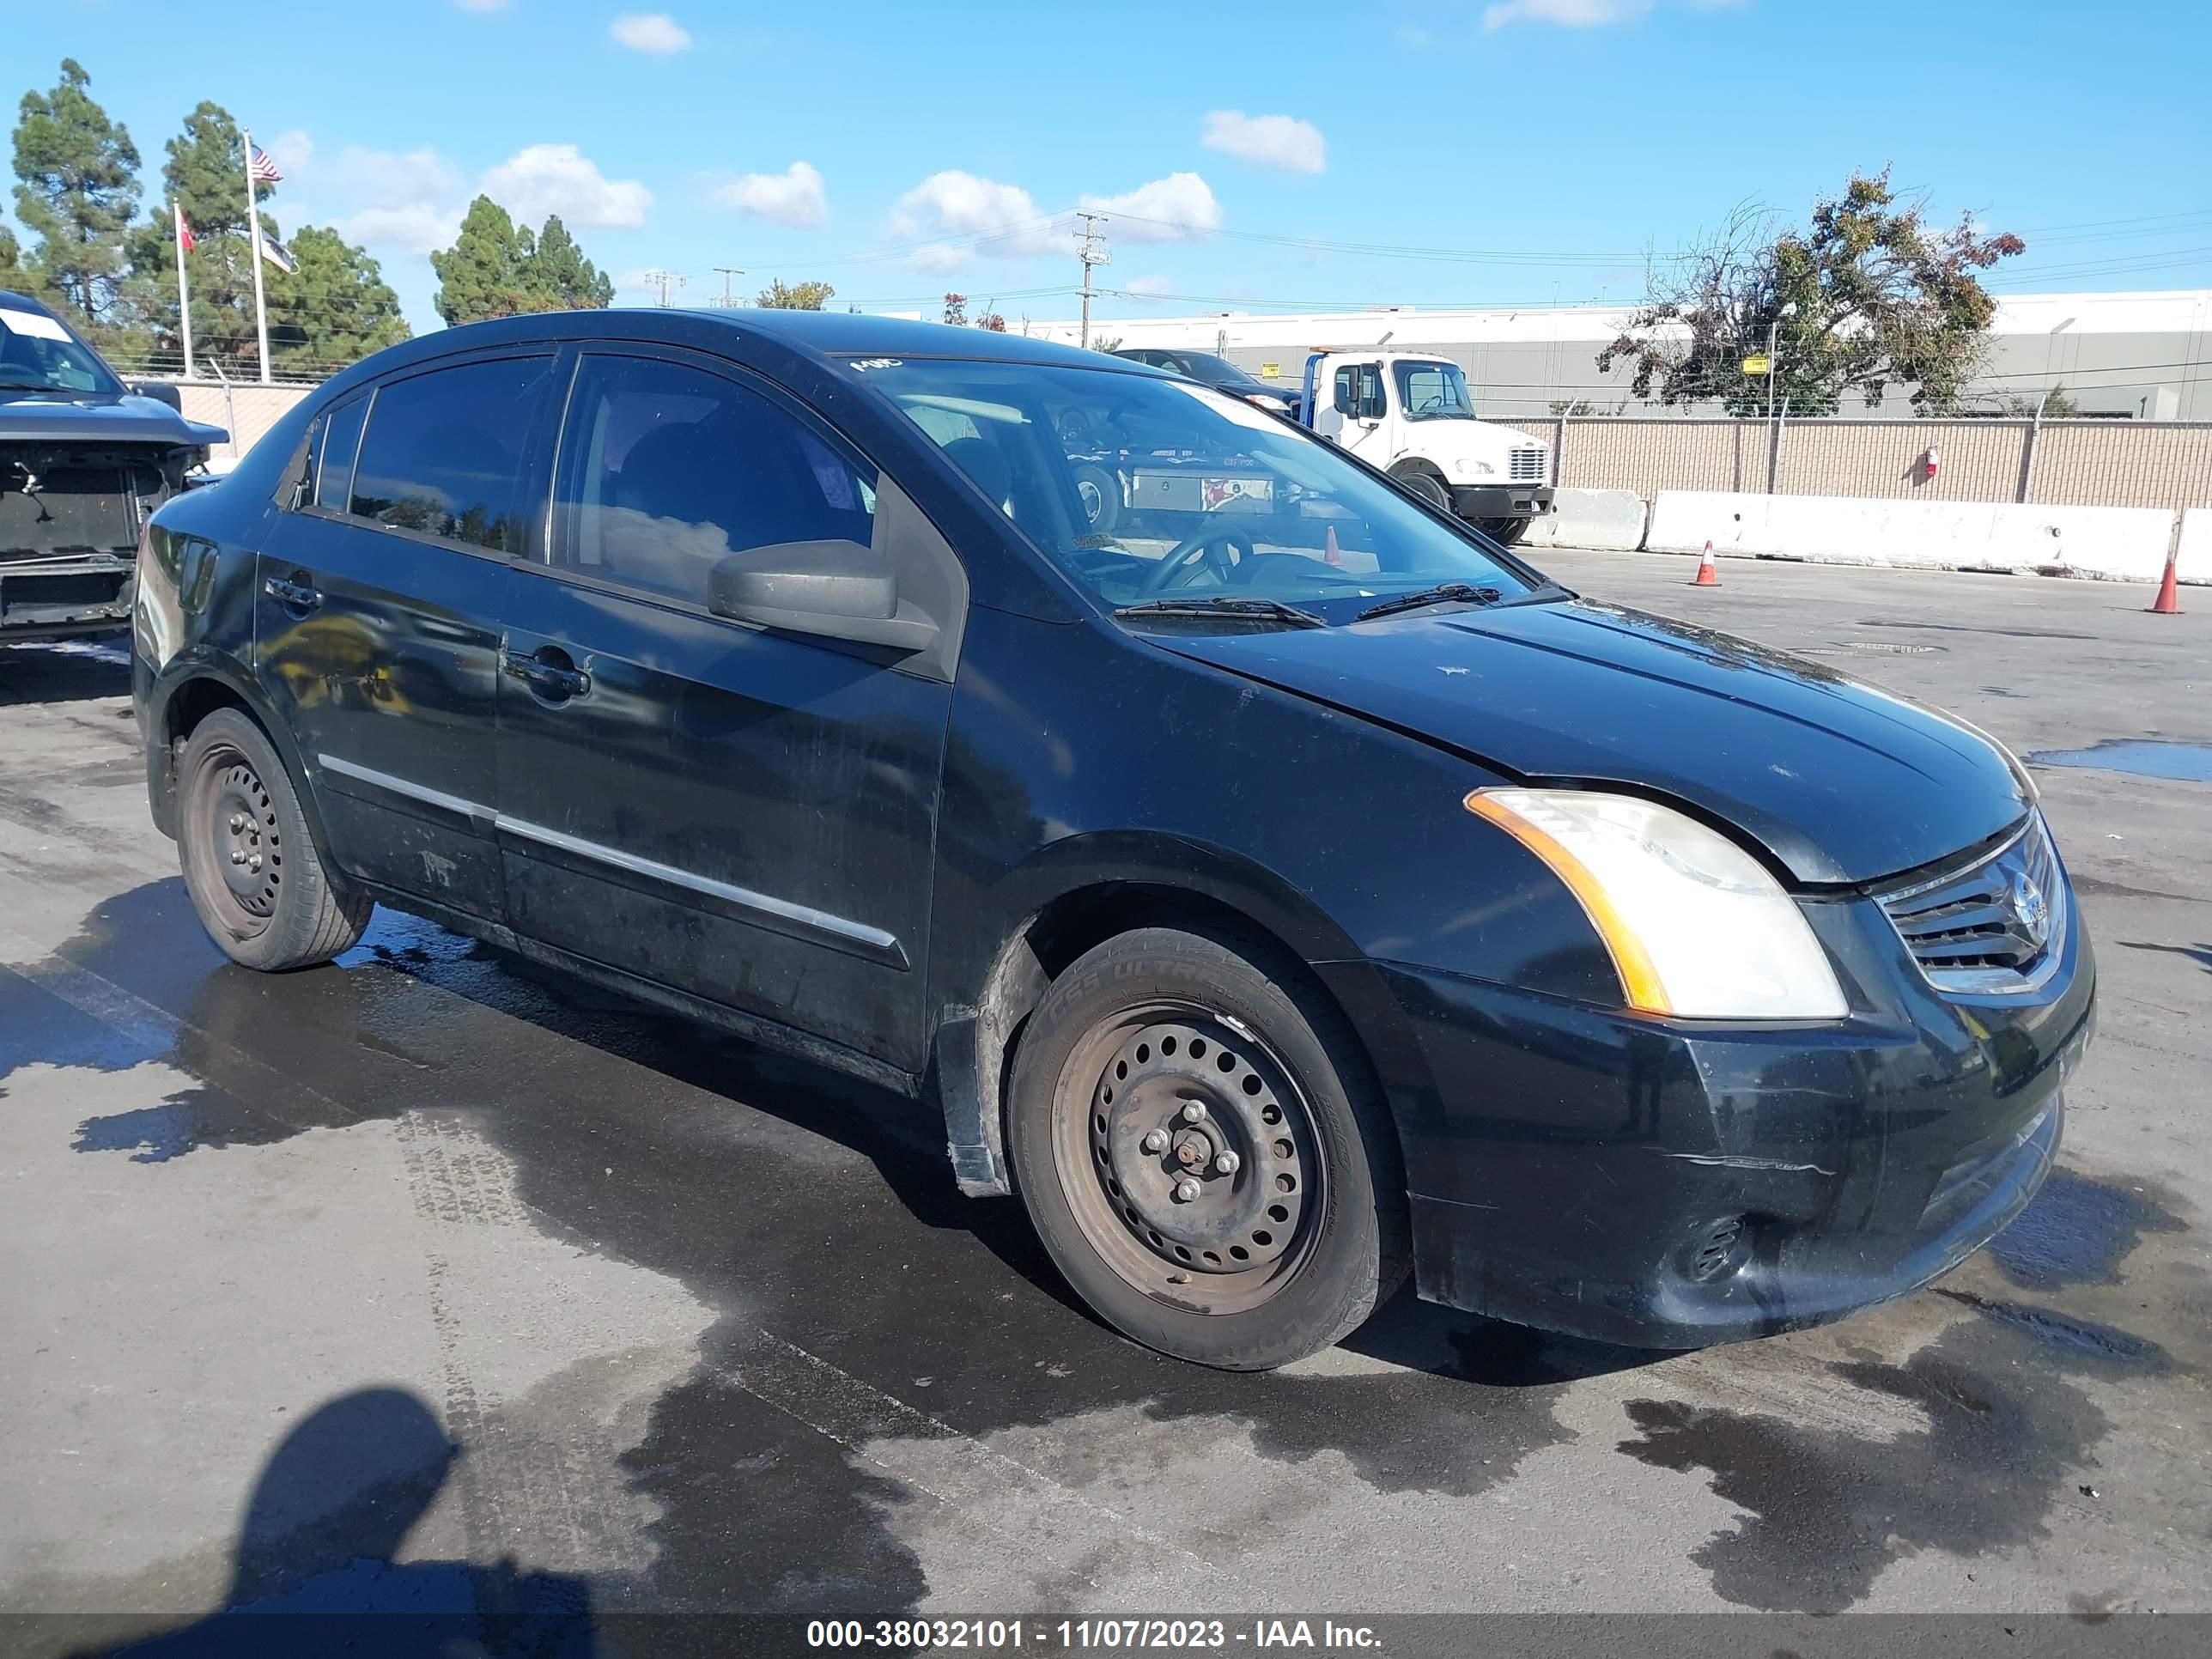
(185, 744, 281, 939)
(1076, 477, 1106, 525)
(1051, 1000, 1324, 1316)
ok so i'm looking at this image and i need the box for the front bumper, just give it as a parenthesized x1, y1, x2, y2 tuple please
(1370, 889, 2096, 1348)
(1449, 483, 1554, 520)
(0, 556, 135, 641)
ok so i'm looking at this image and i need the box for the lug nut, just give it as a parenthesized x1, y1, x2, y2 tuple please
(246, 854, 262, 872)
(1141, 1129, 1170, 1154)
(230, 849, 246, 865)
(228, 813, 246, 832)
(1181, 1103, 1206, 1124)
(1173, 1178, 1202, 1203)
(1214, 1151, 1240, 1176)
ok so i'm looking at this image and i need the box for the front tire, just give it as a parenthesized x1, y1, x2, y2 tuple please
(176, 708, 372, 970)
(1006, 928, 1408, 1370)
(1072, 462, 1120, 536)
(1480, 516, 1529, 545)
(1391, 465, 1452, 513)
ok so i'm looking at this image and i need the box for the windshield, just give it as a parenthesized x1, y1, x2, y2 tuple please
(848, 357, 1540, 624)
(1393, 360, 1476, 422)
(0, 306, 121, 396)
(1171, 351, 1260, 387)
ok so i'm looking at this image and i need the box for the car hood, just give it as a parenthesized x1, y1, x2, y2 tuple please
(1153, 599, 2027, 884)
(0, 387, 227, 448)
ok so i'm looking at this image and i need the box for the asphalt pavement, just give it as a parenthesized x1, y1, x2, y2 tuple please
(1, 550, 2207, 1650)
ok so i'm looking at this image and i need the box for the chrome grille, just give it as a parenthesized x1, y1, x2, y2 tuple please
(1878, 814, 2065, 994)
(1508, 447, 1548, 483)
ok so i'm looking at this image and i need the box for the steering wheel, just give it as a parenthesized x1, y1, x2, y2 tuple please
(1134, 526, 1257, 597)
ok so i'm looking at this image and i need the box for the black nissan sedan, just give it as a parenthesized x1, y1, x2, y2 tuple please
(131, 310, 2094, 1370)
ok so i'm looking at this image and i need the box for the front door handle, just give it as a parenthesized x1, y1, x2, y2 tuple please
(264, 575, 322, 611)
(501, 647, 592, 701)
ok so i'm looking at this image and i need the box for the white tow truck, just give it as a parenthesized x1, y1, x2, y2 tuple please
(1294, 351, 1554, 544)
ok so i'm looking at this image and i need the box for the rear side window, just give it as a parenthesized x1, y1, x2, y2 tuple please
(312, 397, 368, 511)
(550, 354, 876, 607)
(349, 356, 555, 551)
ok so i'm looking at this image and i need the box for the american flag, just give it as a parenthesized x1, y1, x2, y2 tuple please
(248, 143, 283, 185)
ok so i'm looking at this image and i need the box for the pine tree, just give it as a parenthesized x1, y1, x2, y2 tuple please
(431, 198, 614, 324)
(529, 215, 613, 310)
(267, 226, 410, 374)
(149, 102, 283, 373)
(9, 59, 143, 343)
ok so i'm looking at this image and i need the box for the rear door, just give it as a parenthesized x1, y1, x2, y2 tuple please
(493, 348, 962, 1070)
(255, 352, 558, 921)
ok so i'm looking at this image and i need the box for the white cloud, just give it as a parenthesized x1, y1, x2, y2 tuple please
(889, 170, 1069, 263)
(611, 12, 691, 52)
(334, 202, 465, 255)
(481, 143, 652, 228)
(327, 145, 463, 208)
(1481, 0, 1653, 27)
(1123, 275, 1176, 298)
(266, 130, 314, 179)
(1078, 173, 1220, 241)
(715, 161, 826, 229)
(1201, 111, 1325, 174)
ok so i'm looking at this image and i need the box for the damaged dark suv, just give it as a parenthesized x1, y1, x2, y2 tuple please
(2, 289, 226, 644)
(133, 309, 2094, 1370)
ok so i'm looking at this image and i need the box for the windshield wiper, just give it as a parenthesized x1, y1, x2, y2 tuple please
(1356, 583, 1503, 622)
(1113, 596, 1326, 629)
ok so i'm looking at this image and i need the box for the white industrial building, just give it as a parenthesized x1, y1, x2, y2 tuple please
(1008, 289, 2212, 422)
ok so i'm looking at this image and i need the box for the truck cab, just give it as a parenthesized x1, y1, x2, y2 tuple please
(1299, 351, 1553, 543)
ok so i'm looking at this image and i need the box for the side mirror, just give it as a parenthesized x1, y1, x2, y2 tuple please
(708, 538, 939, 653)
(131, 379, 183, 411)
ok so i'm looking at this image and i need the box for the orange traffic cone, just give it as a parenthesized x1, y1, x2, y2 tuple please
(2148, 549, 2182, 614)
(1324, 524, 1344, 567)
(1692, 541, 1720, 586)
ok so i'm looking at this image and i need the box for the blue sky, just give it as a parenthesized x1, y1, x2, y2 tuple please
(15, 0, 2212, 333)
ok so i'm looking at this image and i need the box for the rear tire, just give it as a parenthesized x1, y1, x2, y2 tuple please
(1006, 927, 1408, 1370)
(1480, 516, 1529, 545)
(176, 708, 372, 970)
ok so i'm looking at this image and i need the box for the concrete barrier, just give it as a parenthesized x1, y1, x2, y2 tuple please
(2177, 508, 2212, 585)
(1521, 487, 1647, 551)
(1645, 490, 2177, 581)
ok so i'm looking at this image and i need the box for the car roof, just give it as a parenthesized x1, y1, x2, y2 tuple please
(0, 289, 59, 317)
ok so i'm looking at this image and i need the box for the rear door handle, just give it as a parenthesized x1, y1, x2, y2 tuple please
(264, 575, 322, 611)
(501, 648, 591, 701)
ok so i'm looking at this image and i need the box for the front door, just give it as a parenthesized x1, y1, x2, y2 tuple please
(256, 353, 558, 920)
(494, 349, 958, 1070)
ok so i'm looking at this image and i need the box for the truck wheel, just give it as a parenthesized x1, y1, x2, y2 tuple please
(1006, 927, 1409, 1370)
(1072, 463, 1120, 535)
(1480, 518, 1528, 546)
(176, 708, 373, 971)
(1390, 465, 1451, 512)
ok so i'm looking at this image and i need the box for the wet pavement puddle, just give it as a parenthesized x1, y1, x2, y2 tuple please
(2027, 739, 2212, 782)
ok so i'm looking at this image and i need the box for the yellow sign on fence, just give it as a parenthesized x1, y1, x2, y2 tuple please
(1741, 354, 1771, 376)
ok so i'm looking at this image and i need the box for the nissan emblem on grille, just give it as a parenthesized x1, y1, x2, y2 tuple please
(1878, 815, 2065, 994)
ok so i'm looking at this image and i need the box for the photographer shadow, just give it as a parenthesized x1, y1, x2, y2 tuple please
(77, 1387, 593, 1658)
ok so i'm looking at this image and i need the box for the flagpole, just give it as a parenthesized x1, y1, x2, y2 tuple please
(242, 125, 270, 385)
(173, 207, 195, 380)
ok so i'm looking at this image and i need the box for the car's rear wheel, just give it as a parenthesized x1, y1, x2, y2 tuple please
(176, 708, 372, 970)
(1006, 927, 1407, 1370)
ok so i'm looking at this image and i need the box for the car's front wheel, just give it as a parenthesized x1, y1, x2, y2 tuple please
(176, 708, 373, 970)
(1007, 927, 1407, 1370)
(1480, 517, 1529, 545)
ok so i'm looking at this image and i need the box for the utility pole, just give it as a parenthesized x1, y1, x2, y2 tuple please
(1076, 212, 1109, 350)
(714, 266, 744, 307)
(643, 270, 686, 307)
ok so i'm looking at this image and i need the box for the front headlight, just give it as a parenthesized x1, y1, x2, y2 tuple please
(1465, 788, 1849, 1020)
